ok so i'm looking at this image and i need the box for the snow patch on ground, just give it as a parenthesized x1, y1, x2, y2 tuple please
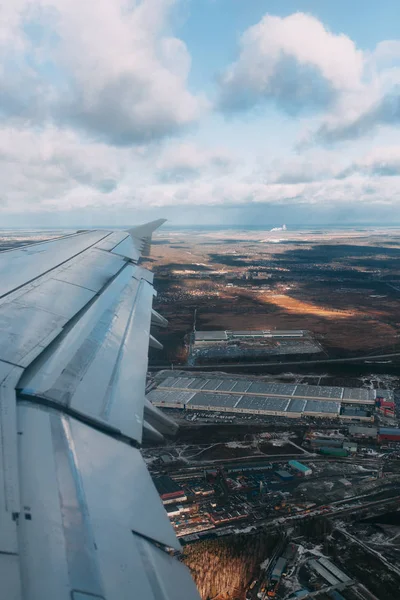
(226, 441, 251, 449)
(234, 525, 256, 534)
(306, 544, 326, 558)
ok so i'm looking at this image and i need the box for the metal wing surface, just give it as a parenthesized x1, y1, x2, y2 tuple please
(0, 221, 200, 600)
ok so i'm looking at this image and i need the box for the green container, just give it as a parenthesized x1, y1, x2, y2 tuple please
(319, 447, 348, 457)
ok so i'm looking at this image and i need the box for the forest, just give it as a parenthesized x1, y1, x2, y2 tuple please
(182, 531, 280, 600)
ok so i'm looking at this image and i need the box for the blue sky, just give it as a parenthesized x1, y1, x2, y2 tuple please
(1, 0, 400, 226)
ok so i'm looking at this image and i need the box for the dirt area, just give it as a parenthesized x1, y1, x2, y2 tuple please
(146, 228, 400, 364)
(258, 441, 301, 455)
(182, 443, 261, 462)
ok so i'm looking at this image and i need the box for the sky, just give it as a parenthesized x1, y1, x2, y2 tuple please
(2, 0, 400, 227)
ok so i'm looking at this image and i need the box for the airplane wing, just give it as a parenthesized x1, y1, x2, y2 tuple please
(0, 222, 200, 600)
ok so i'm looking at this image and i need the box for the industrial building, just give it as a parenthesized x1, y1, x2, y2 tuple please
(349, 425, 378, 438)
(288, 460, 312, 476)
(154, 375, 378, 404)
(191, 329, 323, 360)
(309, 560, 340, 586)
(147, 374, 381, 422)
(195, 330, 307, 342)
(319, 447, 349, 457)
(376, 398, 396, 418)
(340, 407, 372, 421)
(318, 558, 351, 583)
(166, 504, 192, 518)
(343, 441, 358, 453)
(378, 427, 400, 443)
(275, 470, 294, 481)
(153, 475, 187, 504)
(147, 388, 342, 419)
(310, 438, 343, 448)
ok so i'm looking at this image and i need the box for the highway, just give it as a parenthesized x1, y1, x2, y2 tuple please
(148, 351, 400, 371)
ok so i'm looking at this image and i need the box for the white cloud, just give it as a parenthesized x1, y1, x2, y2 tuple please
(0, 0, 207, 144)
(218, 12, 363, 112)
(0, 124, 148, 210)
(219, 11, 400, 145)
(0, 5, 399, 223)
(305, 40, 400, 144)
(338, 145, 400, 177)
(156, 142, 235, 181)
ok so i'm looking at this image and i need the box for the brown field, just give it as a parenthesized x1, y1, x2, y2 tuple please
(258, 293, 358, 318)
(145, 227, 400, 363)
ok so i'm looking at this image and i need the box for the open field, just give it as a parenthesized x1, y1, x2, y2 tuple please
(146, 227, 400, 366)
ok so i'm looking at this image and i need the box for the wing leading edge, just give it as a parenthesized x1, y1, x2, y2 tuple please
(0, 221, 200, 600)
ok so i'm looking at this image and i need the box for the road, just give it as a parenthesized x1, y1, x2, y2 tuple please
(160, 455, 382, 479)
(148, 351, 400, 371)
(336, 525, 400, 578)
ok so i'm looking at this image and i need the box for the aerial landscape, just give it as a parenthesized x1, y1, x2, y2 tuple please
(2, 0, 400, 599)
(4, 222, 400, 599)
(148, 227, 400, 366)
(139, 224, 400, 600)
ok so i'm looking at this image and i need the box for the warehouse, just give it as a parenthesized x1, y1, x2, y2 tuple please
(310, 438, 343, 448)
(378, 427, 400, 443)
(288, 460, 312, 476)
(318, 558, 351, 583)
(343, 441, 358, 453)
(349, 425, 378, 438)
(309, 560, 340, 586)
(303, 400, 340, 417)
(183, 393, 341, 418)
(146, 388, 195, 408)
(156, 375, 377, 405)
(148, 383, 348, 421)
(340, 406, 373, 422)
(194, 331, 228, 342)
(234, 395, 291, 415)
(147, 374, 389, 422)
(195, 329, 306, 342)
(276, 469, 294, 481)
(191, 330, 323, 363)
(186, 392, 241, 412)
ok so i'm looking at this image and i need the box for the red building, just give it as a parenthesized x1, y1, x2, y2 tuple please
(377, 400, 396, 418)
(378, 428, 400, 443)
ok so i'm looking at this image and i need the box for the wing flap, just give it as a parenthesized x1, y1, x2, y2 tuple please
(16, 405, 198, 600)
(20, 265, 153, 443)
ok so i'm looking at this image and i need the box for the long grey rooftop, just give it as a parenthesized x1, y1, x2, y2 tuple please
(158, 376, 376, 403)
(148, 388, 340, 416)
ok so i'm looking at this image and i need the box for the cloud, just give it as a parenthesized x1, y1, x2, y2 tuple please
(337, 146, 400, 178)
(313, 90, 400, 143)
(266, 151, 340, 184)
(305, 39, 400, 144)
(218, 11, 400, 145)
(156, 142, 235, 182)
(0, 124, 146, 209)
(218, 12, 363, 113)
(0, 0, 206, 144)
(266, 146, 400, 185)
(0, 5, 400, 224)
